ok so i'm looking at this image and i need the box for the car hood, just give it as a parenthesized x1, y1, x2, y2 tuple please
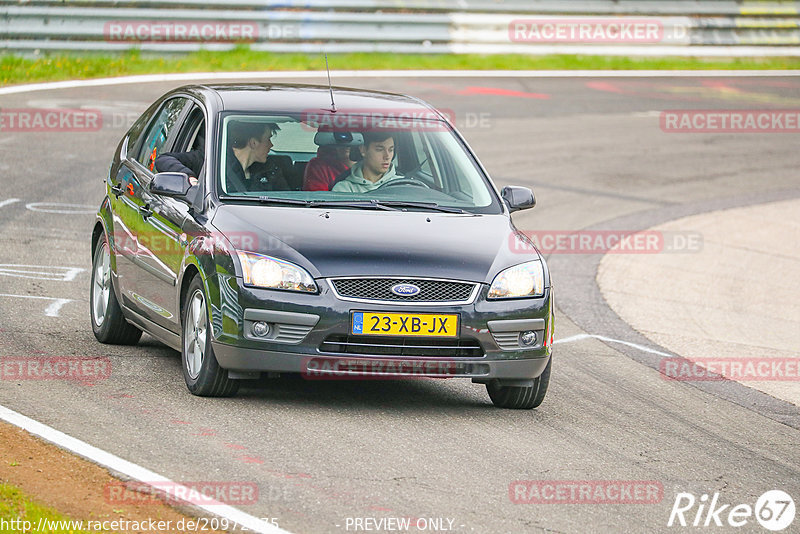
(210, 204, 541, 282)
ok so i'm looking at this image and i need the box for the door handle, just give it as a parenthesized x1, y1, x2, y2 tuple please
(110, 184, 124, 197)
(138, 204, 153, 218)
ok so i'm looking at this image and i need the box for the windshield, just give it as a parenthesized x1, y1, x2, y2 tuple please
(216, 112, 501, 214)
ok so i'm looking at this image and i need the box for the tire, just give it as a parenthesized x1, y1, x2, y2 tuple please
(487, 356, 551, 410)
(181, 275, 239, 397)
(90, 235, 143, 345)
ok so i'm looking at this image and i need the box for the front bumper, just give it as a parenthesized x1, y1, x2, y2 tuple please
(208, 275, 553, 381)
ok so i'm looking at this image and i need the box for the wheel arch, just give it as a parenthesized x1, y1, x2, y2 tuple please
(91, 221, 105, 259)
(91, 197, 113, 260)
(179, 263, 202, 326)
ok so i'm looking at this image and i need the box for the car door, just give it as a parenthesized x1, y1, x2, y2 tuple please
(108, 101, 159, 309)
(135, 103, 206, 333)
(115, 96, 191, 325)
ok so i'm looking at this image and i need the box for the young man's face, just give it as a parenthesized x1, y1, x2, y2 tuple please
(360, 137, 394, 180)
(251, 128, 274, 163)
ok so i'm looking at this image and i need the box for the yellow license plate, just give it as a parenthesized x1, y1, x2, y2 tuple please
(351, 312, 459, 337)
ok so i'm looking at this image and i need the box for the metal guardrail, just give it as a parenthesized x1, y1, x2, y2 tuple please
(2, 1, 800, 55)
(7, 1, 800, 16)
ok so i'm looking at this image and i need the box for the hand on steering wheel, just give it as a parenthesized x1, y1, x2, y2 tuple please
(376, 176, 431, 189)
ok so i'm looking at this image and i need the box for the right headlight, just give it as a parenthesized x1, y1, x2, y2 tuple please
(487, 260, 545, 299)
(236, 251, 317, 293)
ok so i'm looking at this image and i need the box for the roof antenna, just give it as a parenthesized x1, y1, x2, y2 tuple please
(325, 52, 336, 113)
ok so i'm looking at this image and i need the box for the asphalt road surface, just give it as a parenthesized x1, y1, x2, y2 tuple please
(1, 74, 799, 534)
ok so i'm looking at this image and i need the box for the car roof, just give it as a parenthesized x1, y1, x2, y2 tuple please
(183, 83, 440, 116)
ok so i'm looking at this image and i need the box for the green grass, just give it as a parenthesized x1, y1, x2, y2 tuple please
(2, 47, 800, 86)
(0, 483, 96, 533)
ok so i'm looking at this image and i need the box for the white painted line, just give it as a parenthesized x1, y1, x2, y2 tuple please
(554, 333, 673, 357)
(43, 299, 74, 317)
(0, 198, 20, 209)
(0, 293, 74, 317)
(0, 70, 798, 96)
(0, 404, 290, 534)
(0, 265, 85, 282)
(25, 202, 96, 214)
(553, 334, 594, 345)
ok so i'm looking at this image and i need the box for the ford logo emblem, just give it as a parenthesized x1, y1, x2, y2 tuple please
(391, 283, 421, 297)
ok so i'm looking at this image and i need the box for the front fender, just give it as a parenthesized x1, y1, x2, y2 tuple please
(179, 234, 238, 341)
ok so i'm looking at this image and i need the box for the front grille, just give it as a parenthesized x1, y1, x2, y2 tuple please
(330, 278, 476, 303)
(320, 334, 484, 358)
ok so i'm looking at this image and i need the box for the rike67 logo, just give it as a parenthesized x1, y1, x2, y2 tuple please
(668, 490, 795, 531)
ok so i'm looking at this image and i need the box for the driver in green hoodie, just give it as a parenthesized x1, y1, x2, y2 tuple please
(332, 132, 401, 193)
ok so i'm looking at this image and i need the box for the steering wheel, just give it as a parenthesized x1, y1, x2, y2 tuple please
(375, 176, 431, 189)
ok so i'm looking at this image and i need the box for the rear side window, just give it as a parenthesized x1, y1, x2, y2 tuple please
(125, 107, 154, 161)
(136, 98, 188, 171)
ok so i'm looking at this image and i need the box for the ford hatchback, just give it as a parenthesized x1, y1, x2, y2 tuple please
(90, 84, 553, 409)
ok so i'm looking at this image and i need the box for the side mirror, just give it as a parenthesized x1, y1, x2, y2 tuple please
(151, 172, 191, 199)
(501, 186, 536, 213)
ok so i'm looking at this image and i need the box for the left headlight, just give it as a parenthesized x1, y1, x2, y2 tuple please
(488, 260, 545, 299)
(236, 251, 317, 293)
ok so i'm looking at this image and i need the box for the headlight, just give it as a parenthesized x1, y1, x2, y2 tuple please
(488, 260, 545, 299)
(236, 251, 317, 293)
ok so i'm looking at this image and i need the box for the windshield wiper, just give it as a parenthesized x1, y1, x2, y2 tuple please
(257, 196, 313, 206)
(219, 196, 464, 213)
(368, 200, 465, 213)
(218, 195, 311, 206)
(308, 200, 400, 211)
(218, 196, 401, 211)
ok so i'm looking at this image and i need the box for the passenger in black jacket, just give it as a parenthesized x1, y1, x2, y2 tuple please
(155, 121, 288, 192)
(155, 144, 204, 186)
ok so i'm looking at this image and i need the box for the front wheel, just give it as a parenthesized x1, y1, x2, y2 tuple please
(90, 235, 142, 345)
(487, 357, 551, 409)
(181, 275, 238, 397)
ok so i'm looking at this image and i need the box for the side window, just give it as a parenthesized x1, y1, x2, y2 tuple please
(409, 130, 441, 188)
(136, 98, 188, 171)
(271, 121, 316, 156)
(173, 106, 205, 154)
(410, 131, 434, 174)
(125, 106, 155, 161)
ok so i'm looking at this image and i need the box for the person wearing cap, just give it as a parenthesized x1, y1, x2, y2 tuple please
(332, 132, 400, 193)
(302, 129, 357, 191)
